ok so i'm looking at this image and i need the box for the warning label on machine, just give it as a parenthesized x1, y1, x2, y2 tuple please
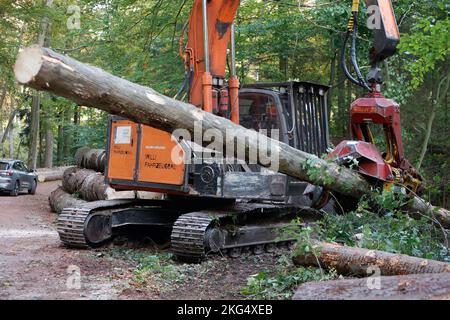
(114, 126, 132, 144)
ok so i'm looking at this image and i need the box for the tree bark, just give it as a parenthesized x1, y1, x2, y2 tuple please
(49, 186, 87, 214)
(13, 46, 450, 227)
(337, 65, 346, 138)
(36, 166, 70, 182)
(44, 129, 53, 168)
(292, 241, 450, 277)
(327, 50, 337, 122)
(57, 112, 64, 164)
(62, 106, 73, 160)
(28, 94, 40, 169)
(8, 124, 14, 158)
(28, 0, 53, 169)
(0, 83, 7, 111)
(1, 109, 16, 145)
(61, 167, 136, 201)
(292, 272, 450, 300)
(74, 147, 106, 173)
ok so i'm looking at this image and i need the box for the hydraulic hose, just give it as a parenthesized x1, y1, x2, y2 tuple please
(341, 30, 362, 87)
(341, 0, 372, 91)
(350, 14, 372, 91)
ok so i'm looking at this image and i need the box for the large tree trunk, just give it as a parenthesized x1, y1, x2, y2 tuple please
(28, 0, 53, 169)
(0, 109, 16, 145)
(327, 50, 337, 122)
(62, 106, 73, 160)
(293, 272, 450, 300)
(8, 125, 14, 158)
(57, 112, 64, 164)
(292, 241, 450, 277)
(13, 46, 450, 227)
(0, 83, 7, 111)
(337, 65, 346, 137)
(44, 128, 53, 168)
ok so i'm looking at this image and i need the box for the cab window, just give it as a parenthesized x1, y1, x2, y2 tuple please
(239, 93, 280, 138)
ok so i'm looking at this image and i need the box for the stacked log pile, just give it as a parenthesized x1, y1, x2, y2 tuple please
(48, 148, 163, 213)
(61, 166, 135, 201)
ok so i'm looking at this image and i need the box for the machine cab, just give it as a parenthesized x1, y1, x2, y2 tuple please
(240, 81, 330, 155)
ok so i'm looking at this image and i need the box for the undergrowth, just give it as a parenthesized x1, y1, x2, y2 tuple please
(240, 255, 337, 300)
(242, 188, 449, 299)
(106, 250, 194, 289)
(315, 190, 450, 262)
(105, 248, 232, 294)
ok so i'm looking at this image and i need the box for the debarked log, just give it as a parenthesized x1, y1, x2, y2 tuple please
(14, 45, 450, 228)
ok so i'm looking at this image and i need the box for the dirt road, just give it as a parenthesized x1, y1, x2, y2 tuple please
(0, 181, 282, 300)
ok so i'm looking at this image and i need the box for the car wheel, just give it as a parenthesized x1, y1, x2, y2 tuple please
(10, 181, 20, 197)
(28, 180, 37, 195)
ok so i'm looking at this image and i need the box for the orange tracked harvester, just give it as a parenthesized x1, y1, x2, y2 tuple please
(57, 0, 417, 262)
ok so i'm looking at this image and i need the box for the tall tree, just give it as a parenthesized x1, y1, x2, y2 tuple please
(28, 0, 53, 169)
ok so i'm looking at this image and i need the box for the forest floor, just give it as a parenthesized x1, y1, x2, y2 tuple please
(0, 181, 283, 300)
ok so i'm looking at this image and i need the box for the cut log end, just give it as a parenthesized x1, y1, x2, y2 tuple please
(14, 45, 44, 84)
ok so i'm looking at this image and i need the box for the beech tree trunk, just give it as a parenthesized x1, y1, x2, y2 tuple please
(292, 241, 450, 277)
(13, 46, 450, 228)
(28, 0, 53, 169)
(44, 129, 53, 168)
(293, 272, 450, 300)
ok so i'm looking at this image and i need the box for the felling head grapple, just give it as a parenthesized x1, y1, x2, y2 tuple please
(332, 0, 423, 195)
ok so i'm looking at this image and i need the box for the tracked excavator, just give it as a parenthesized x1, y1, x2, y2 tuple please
(57, 0, 421, 261)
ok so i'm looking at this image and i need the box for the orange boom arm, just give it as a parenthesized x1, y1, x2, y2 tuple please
(184, 0, 240, 123)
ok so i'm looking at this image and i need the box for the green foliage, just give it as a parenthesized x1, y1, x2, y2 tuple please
(106, 249, 189, 286)
(313, 190, 450, 262)
(301, 157, 337, 186)
(133, 253, 188, 285)
(398, 5, 449, 89)
(240, 255, 337, 300)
